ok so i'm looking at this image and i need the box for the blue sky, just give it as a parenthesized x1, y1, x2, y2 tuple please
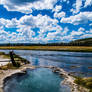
(0, 0, 92, 43)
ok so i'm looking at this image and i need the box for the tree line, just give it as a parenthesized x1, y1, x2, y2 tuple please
(0, 38, 92, 46)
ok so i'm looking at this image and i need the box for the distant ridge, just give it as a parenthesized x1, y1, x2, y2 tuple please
(70, 38, 92, 46)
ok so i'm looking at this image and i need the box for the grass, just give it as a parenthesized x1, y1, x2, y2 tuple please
(0, 46, 92, 52)
(74, 77, 92, 92)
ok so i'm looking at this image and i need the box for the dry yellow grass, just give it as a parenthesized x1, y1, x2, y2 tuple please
(0, 46, 92, 52)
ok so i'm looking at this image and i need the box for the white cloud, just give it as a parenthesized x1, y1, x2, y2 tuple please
(90, 29, 92, 33)
(0, 18, 18, 28)
(0, 14, 64, 43)
(61, 12, 92, 25)
(84, 0, 92, 7)
(70, 27, 85, 36)
(71, 31, 83, 36)
(71, 0, 83, 14)
(0, 11, 91, 43)
(0, 14, 58, 43)
(78, 27, 85, 32)
(71, 0, 92, 14)
(52, 5, 62, 12)
(54, 11, 66, 19)
(0, 0, 57, 14)
(89, 23, 92, 26)
(18, 14, 60, 35)
(53, 5, 65, 19)
(80, 34, 92, 38)
(62, 27, 69, 35)
(75, 0, 82, 13)
(60, 0, 70, 4)
(61, 27, 86, 42)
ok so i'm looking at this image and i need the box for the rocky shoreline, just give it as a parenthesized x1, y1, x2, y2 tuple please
(0, 64, 89, 92)
(0, 64, 35, 92)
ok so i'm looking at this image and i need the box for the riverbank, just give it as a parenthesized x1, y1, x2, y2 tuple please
(0, 46, 92, 52)
(0, 64, 36, 92)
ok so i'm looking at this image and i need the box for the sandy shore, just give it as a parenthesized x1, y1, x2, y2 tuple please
(0, 59, 10, 66)
(0, 65, 89, 92)
(0, 55, 10, 66)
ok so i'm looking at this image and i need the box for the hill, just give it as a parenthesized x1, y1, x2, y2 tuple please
(69, 38, 92, 46)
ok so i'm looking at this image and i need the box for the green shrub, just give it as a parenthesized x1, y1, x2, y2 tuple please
(15, 62, 21, 67)
(74, 77, 85, 85)
(74, 77, 92, 92)
(86, 82, 92, 89)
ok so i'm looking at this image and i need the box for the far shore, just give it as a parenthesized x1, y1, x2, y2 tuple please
(0, 46, 92, 52)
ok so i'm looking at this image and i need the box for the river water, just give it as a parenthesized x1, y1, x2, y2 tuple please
(13, 50, 92, 77)
(1, 50, 92, 92)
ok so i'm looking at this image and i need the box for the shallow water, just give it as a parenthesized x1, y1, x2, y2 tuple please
(1, 50, 92, 76)
(4, 68, 70, 92)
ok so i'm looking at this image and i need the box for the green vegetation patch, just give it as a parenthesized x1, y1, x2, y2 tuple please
(74, 77, 92, 92)
(13, 54, 30, 64)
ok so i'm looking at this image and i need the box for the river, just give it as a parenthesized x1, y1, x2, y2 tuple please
(1, 50, 92, 92)
(13, 50, 92, 77)
(1, 50, 92, 76)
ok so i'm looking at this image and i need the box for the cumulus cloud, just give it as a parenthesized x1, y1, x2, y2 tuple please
(62, 27, 69, 35)
(53, 5, 65, 19)
(75, 0, 82, 13)
(61, 12, 92, 25)
(80, 34, 92, 38)
(61, 27, 86, 42)
(17, 14, 63, 43)
(70, 30, 84, 36)
(0, 18, 18, 28)
(0, 0, 57, 14)
(70, 0, 83, 14)
(60, 0, 70, 4)
(0, 8, 91, 43)
(54, 11, 66, 19)
(84, 0, 92, 7)
(0, 14, 64, 43)
(71, 0, 92, 14)
(18, 14, 59, 33)
(78, 27, 85, 32)
(89, 23, 92, 26)
(70, 27, 85, 37)
(52, 5, 62, 12)
(79, 28, 92, 39)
